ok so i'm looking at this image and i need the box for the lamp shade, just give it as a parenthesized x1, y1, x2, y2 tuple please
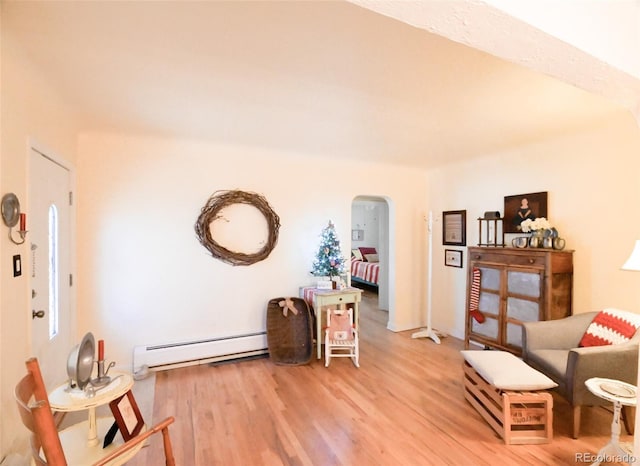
(622, 240, 640, 271)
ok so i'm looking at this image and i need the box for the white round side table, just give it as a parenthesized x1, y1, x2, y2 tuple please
(48, 372, 133, 446)
(585, 377, 636, 466)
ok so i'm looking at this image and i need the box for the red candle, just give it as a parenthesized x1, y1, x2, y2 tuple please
(98, 339, 104, 361)
(19, 213, 26, 231)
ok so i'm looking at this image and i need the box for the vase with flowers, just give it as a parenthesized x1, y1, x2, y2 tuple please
(520, 217, 554, 248)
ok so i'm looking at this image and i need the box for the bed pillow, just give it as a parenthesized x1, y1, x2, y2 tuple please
(351, 249, 363, 261)
(579, 308, 640, 347)
(359, 247, 377, 261)
(364, 253, 379, 263)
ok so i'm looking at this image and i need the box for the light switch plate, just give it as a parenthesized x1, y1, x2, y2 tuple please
(13, 254, 21, 277)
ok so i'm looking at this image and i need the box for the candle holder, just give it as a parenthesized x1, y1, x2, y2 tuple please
(1, 193, 28, 245)
(9, 226, 28, 245)
(92, 359, 115, 388)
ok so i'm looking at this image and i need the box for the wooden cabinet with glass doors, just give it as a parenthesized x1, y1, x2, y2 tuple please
(464, 247, 573, 355)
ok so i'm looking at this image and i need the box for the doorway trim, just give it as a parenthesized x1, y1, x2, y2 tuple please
(351, 195, 396, 331)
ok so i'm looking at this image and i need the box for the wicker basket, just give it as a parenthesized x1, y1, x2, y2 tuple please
(266, 297, 313, 365)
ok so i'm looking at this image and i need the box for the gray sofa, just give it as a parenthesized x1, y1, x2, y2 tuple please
(522, 312, 639, 438)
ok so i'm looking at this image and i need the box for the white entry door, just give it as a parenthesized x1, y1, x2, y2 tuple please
(29, 147, 74, 388)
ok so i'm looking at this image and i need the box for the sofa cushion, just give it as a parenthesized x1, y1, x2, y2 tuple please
(461, 350, 558, 391)
(525, 349, 569, 384)
(579, 308, 640, 347)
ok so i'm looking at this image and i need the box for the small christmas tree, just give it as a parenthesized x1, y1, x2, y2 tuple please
(311, 221, 346, 278)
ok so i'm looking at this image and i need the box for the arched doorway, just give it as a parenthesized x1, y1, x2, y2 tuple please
(350, 195, 395, 329)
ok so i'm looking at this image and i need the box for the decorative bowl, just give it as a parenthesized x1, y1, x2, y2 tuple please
(66, 332, 95, 389)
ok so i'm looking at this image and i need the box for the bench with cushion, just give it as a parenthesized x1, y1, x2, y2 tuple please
(462, 350, 557, 444)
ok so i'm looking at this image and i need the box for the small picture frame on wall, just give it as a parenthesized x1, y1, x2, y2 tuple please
(444, 249, 463, 268)
(442, 210, 466, 246)
(351, 229, 364, 241)
(504, 191, 548, 233)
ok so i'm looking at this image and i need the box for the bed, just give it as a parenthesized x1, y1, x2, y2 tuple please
(350, 247, 380, 288)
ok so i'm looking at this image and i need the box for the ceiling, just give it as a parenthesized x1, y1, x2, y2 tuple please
(2, 1, 632, 169)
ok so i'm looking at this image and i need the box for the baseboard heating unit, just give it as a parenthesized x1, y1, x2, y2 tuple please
(133, 331, 268, 372)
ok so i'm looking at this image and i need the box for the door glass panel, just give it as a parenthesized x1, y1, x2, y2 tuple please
(506, 322, 523, 348)
(479, 292, 500, 315)
(480, 267, 500, 290)
(507, 297, 540, 322)
(48, 204, 59, 339)
(471, 317, 498, 339)
(507, 271, 540, 297)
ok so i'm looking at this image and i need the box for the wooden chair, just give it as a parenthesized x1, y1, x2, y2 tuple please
(15, 357, 175, 466)
(324, 308, 359, 368)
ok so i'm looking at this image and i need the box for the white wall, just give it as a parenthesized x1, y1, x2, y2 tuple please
(0, 19, 80, 457)
(75, 132, 429, 370)
(427, 110, 640, 340)
(351, 199, 384, 252)
(3, 1, 640, 461)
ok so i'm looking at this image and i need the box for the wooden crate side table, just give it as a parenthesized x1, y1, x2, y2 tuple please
(463, 361, 553, 444)
(299, 287, 362, 359)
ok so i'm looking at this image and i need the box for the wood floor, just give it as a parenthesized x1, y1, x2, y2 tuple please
(129, 291, 631, 465)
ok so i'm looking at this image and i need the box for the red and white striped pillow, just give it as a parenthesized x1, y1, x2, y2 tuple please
(579, 308, 640, 347)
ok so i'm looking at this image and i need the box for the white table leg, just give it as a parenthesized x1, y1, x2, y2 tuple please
(87, 406, 99, 447)
(591, 402, 634, 466)
(610, 401, 622, 448)
(316, 298, 321, 359)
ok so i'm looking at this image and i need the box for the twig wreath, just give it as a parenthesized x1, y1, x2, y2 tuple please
(195, 190, 280, 266)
